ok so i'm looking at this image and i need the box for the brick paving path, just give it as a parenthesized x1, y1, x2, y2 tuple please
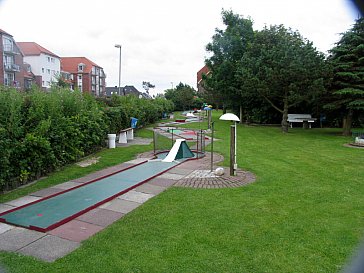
(139, 151, 256, 189)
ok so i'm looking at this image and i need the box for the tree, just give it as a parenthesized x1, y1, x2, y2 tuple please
(51, 73, 70, 89)
(325, 18, 364, 136)
(142, 81, 155, 94)
(237, 25, 328, 133)
(204, 9, 254, 117)
(164, 83, 198, 110)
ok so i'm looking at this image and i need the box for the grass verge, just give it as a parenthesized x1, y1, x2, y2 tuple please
(1, 115, 363, 273)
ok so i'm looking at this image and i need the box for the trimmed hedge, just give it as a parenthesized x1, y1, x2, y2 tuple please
(101, 94, 174, 132)
(0, 87, 173, 192)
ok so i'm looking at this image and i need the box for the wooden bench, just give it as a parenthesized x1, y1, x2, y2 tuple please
(287, 114, 317, 129)
(118, 128, 134, 144)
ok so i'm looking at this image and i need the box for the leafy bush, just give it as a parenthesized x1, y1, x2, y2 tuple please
(102, 94, 174, 130)
(0, 86, 174, 192)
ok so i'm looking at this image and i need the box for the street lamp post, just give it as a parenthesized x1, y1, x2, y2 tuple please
(219, 113, 240, 176)
(114, 44, 122, 96)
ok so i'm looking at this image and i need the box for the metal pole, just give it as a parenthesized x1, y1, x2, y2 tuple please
(234, 121, 237, 175)
(211, 122, 214, 172)
(196, 130, 199, 159)
(115, 44, 122, 96)
(118, 46, 122, 96)
(230, 125, 235, 176)
(153, 129, 156, 155)
(171, 128, 174, 149)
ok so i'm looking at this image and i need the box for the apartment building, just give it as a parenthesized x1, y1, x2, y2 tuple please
(61, 57, 106, 96)
(0, 29, 24, 88)
(17, 42, 60, 89)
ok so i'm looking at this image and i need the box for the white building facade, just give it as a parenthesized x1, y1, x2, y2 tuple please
(17, 42, 60, 89)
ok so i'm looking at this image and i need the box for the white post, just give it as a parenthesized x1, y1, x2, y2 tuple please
(234, 121, 237, 175)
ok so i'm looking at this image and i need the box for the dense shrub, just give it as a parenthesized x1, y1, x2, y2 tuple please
(102, 94, 174, 131)
(0, 87, 174, 192)
(0, 87, 107, 191)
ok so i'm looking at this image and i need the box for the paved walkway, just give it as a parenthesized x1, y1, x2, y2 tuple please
(0, 149, 255, 262)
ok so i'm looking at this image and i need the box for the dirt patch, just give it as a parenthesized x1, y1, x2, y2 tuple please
(76, 157, 101, 167)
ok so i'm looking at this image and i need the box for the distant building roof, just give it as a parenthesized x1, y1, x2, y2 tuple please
(61, 57, 101, 74)
(17, 42, 59, 58)
(0, 29, 12, 36)
(124, 85, 141, 95)
(105, 85, 142, 97)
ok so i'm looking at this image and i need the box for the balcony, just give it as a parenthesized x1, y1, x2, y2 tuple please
(4, 63, 20, 72)
(3, 45, 19, 55)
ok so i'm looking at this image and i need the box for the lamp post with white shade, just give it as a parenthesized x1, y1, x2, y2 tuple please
(219, 113, 240, 176)
(114, 44, 122, 96)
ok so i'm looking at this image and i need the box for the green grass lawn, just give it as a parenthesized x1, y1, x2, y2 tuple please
(1, 116, 364, 273)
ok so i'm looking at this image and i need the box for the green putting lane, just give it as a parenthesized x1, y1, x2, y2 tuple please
(0, 157, 189, 231)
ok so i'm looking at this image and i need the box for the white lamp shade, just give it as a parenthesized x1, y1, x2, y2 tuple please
(219, 113, 240, 122)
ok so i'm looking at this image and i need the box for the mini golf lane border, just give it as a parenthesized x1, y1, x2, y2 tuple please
(0, 151, 204, 232)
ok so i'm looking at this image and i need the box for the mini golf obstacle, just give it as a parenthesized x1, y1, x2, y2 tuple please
(153, 126, 208, 158)
(0, 140, 200, 232)
(162, 139, 194, 162)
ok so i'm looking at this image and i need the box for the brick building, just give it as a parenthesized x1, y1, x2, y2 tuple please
(61, 57, 106, 96)
(0, 29, 25, 89)
(197, 65, 210, 93)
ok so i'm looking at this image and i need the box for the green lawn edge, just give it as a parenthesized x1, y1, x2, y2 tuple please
(1, 114, 364, 273)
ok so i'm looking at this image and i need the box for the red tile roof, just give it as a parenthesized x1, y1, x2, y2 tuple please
(0, 29, 12, 36)
(61, 57, 101, 74)
(17, 42, 59, 58)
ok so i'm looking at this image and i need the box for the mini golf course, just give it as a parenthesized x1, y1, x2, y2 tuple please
(157, 127, 209, 141)
(0, 140, 197, 232)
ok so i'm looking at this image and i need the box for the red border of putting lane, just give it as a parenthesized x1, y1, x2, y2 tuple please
(0, 152, 204, 232)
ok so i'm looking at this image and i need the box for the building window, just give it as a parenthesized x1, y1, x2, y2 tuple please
(47, 57, 50, 62)
(4, 73, 14, 86)
(42, 81, 45, 86)
(47, 69, 50, 74)
(2, 37, 13, 52)
(3, 55, 14, 68)
(47, 81, 51, 86)
(51, 57, 55, 63)
(42, 68, 45, 73)
(78, 75, 82, 80)
(78, 65, 84, 72)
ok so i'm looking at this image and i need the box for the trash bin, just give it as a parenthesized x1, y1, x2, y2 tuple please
(131, 117, 138, 129)
(108, 134, 116, 148)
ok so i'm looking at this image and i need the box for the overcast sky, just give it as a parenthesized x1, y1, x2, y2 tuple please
(0, 0, 359, 95)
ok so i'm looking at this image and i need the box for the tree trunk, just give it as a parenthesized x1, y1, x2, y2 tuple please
(245, 110, 251, 125)
(239, 105, 243, 124)
(342, 109, 353, 136)
(223, 105, 227, 114)
(281, 98, 289, 133)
